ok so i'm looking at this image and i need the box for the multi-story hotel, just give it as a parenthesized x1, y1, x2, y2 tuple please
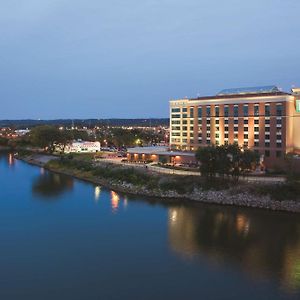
(170, 85, 300, 168)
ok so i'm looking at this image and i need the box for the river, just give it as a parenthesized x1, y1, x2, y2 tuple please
(1, 152, 300, 299)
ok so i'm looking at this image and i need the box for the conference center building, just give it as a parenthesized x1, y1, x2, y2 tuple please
(170, 86, 300, 169)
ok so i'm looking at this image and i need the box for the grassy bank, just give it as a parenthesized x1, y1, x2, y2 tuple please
(44, 157, 300, 203)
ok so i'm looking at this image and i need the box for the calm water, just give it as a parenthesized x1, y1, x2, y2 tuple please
(1, 152, 300, 300)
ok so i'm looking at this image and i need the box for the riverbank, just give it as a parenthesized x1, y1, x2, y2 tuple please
(17, 153, 300, 213)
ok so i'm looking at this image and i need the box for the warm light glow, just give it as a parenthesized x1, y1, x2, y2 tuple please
(170, 210, 177, 222)
(8, 153, 14, 166)
(94, 186, 101, 202)
(111, 191, 120, 212)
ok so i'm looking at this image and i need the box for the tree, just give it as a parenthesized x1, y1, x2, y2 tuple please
(195, 145, 218, 178)
(196, 143, 259, 180)
(30, 126, 67, 153)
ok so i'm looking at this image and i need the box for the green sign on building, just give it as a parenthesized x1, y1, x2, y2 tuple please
(297, 100, 300, 113)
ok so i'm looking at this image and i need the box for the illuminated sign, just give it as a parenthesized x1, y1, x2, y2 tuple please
(297, 100, 300, 113)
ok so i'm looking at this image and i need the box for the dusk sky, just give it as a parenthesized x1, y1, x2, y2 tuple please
(1, 0, 299, 119)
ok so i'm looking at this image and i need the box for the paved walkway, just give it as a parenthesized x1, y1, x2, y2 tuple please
(95, 158, 286, 183)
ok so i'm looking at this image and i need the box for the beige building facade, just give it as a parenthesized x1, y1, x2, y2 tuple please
(170, 86, 300, 169)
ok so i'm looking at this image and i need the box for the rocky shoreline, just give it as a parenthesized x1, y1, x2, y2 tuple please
(17, 154, 300, 213)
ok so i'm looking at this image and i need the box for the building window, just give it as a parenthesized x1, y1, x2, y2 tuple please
(171, 126, 180, 130)
(182, 126, 187, 131)
(265, 119, 270, 125)
(265, 127, 270, 132)
(244, 134, 248, 139)
(225, 126, 229, 132)
(276, 151, 282, 158)
(224, 106, 229, 117)
(276, 135, 282, 140)
(254, 105, 259, 116)
(277, 119, 282, 125)
(234, 127, 238, 132)
(215, 119, 219, 125)
(234, 106, 238, 117)
(243, 105, 248, 117)
(182, 108, 187, 112)
(190, 107, 194, 118)
(215, 133, 220, 139)
(190, 120, 194, 125)
(198, 119, 202, 125)
(234, 133, 238, 139)
(244, 127, 248, 132)
(265, 134, 270, 140)
(182, 120, 187, 124)
(276, 143, 282, 148)
(244, 119, 248, 124)
(254, 119, 259, 125)
(265, 104, 270, 116)
(254, 141, 259, 147)
(198, 107, 202, 117)
(224, 119, 229, 125)
(254, 127, 259, 132)
(215, 106, 219, 117)
(172, 114, 181, 118)
(244, 141, 248, 147)
(265, 150, 270, 157)
(265, 142, 270, 147)
(171, 108, 180, 113)
(276, 104, 283, 116)
(172, 120, 180, 125)
(206, 106, 211, 117)
(206, 140, 211, 145)
(182, 114, 188, 118)
(225, 133, 229, 138)
(207, 133, 211, 138)
(254, 134, 259, 139)
(207, 119, 210, 125)
(234, 119, 238, 125)
(182, 132, 187, 137)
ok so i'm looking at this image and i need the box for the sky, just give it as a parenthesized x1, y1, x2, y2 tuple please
(0, 0, 299, 119)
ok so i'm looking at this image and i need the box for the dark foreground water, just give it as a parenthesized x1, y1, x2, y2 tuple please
(0, 152, 300, 300)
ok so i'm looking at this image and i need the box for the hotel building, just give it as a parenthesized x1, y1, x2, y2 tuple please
(170, 86, 300, 168)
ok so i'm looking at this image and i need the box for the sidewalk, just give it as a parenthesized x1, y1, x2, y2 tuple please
(95, 158, 286, 183)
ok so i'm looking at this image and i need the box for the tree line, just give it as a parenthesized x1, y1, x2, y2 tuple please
(195, 144, 259, 180)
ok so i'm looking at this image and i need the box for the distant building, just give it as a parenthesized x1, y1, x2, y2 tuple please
(64, 141, 101, 153)
(170, 85, 300, 169)
(15, 129, 30, 136)
(126, 146, 196, 165)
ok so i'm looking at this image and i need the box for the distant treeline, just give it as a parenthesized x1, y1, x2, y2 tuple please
(0, 118, 169, 128)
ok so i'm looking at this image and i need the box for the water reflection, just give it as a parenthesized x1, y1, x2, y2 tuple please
(32, 171, 74, 198)
(94, 186, 101, 202)
(168, 205, 300, 292)
(8, 153, 14, 167)
(111, 191, 120, 213)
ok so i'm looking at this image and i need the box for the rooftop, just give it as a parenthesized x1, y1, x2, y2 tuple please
(181, 85, 291, 101)
(127, 146, 195, 157)
(217, 85, 280, 96)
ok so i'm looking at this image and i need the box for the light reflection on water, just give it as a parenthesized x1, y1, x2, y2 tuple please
(167, 206, 300, 292)
(1, 152, 300, 299)
(111, 191, 120, 213)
